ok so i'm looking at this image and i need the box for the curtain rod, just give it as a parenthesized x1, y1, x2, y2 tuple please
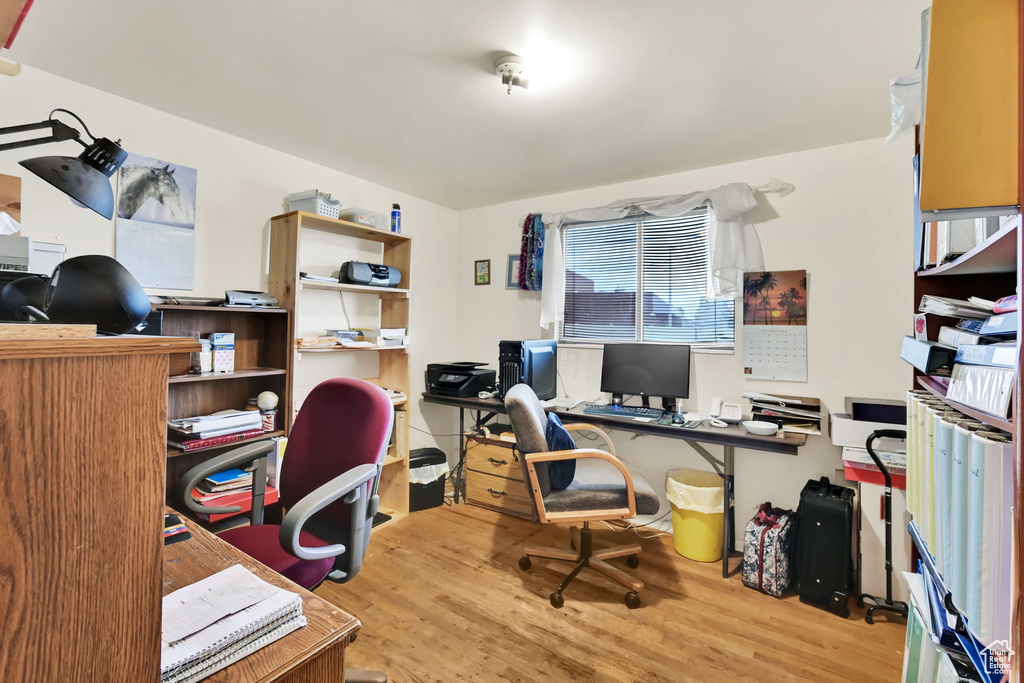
(750, 178, 795, 197)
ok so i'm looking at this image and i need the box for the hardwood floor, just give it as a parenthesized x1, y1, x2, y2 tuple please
(316, 504, 905, 682)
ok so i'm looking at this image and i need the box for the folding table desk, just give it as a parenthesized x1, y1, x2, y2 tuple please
(421, 393, 807, 578)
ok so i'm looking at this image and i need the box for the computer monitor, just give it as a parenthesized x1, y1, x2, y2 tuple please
(600, 343, 690, 411)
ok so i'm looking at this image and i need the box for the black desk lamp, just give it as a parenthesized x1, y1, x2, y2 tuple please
(0, 109, 127, 219)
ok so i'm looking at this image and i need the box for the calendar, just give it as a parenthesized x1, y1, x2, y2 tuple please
(742, 269, 808, 382)
(743, 326, 807, 382)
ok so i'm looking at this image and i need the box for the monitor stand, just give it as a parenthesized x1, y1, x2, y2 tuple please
(611, 393, 624, 407)
(661, 396, 678, 413)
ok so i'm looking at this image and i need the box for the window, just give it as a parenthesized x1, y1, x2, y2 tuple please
(559, 206, 735, 350)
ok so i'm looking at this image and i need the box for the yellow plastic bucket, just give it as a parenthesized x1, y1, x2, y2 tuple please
(666, 469, 724, 562)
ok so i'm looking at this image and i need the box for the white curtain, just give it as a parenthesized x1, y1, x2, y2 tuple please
(539, 182, 762, 329)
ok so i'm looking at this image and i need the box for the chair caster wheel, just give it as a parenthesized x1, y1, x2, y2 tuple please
(518, 556, 532, 571)
(625, 591, 641, 609)
(550, 592, 564, 608)
(627, 554, 639, 568)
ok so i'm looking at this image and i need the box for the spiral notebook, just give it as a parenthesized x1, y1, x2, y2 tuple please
(161, 564, 306, 683)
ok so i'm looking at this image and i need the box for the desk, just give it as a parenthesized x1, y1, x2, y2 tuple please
(165, 512, 360, 682)
(422, 393, 807, 578)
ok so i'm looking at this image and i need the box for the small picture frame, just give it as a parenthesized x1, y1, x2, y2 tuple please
(474, 259, 491, 285)
(506, 254, 520, 289)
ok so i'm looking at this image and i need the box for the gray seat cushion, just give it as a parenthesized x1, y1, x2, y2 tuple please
(543, 456, 660, 516)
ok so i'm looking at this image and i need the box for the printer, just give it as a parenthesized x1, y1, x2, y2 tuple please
(425, 362, 496, 398)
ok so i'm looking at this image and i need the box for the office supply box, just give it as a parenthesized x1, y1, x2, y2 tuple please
(498, 339, 557, 400)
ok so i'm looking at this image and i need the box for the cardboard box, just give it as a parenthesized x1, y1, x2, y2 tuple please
(830, 413, 907, 452)
(209, 332, 235, 347)
(0, 234, 30, 272)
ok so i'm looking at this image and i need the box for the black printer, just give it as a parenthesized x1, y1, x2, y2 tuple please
(425, 362, 496, 398)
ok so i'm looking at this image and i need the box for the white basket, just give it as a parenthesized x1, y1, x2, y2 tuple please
(288, 190, 340, 219)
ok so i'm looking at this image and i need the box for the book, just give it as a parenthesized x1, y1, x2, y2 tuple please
(168, 428, 266, 452)
(204, 468, 250, 486)
(160, 564, 304, 682)
(193, 486, 280, 523)
(168, 410, 262, 435)
(196, 473, 253, 495)
(992, 294, 1017, 314)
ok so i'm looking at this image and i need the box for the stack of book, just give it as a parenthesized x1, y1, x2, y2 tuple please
(910, 294, 1017, 418)
(161, 564, 305, 683)
(192, 468, 279, 523)
(168, 410, 265, 452)
(742, 392, 823, 435)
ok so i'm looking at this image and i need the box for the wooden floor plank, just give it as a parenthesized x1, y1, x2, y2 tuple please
(316, 505, 905, 682)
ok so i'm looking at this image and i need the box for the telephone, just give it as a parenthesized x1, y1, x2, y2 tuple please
(709, 397, 743, 424)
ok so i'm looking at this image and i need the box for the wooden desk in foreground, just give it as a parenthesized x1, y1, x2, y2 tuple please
(164, 512, 360, 683)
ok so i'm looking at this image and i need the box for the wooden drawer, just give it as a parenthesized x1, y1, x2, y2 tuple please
(465, 439, 523, 481)
(465, 470, 535, 519)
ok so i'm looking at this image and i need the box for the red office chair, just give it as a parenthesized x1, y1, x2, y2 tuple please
(175, 378, 394, 682)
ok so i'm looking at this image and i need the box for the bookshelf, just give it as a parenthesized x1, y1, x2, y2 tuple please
(269, 211, 411, 528)
(905, 2, 1022, 677)
(158, 305, 291, 506)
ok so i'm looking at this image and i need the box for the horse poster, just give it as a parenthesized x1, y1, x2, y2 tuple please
(115, 152, 197, 289)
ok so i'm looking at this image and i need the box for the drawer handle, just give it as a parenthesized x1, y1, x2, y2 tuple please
(487, 457, 509, 466)
(486, 488, 508, 497)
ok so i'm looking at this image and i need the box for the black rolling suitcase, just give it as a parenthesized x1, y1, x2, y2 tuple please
(794, 477, 855, 618)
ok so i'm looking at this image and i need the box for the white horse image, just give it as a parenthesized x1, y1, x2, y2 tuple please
(118, 164, 194, 226)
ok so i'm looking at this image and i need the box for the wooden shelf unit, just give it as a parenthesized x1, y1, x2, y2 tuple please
(158, 305, 291, 506)
(906, 4, 1023, 673)
(269, 211, 412, 522)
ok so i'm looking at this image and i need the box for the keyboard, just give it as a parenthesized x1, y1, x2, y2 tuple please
(582, 403, 664, 419)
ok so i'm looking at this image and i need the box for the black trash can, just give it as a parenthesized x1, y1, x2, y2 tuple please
(409, 447, 448, 512)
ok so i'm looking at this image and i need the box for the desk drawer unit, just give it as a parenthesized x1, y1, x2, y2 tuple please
(465, 441, 524, 481)
(465, 438, 535, 519)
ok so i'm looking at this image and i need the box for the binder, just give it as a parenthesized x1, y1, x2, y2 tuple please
(946, 364, 1014, 417)
(934, 415, 956, 577)
(949, 421, 982, 610)
(953, 343, 1017, 368)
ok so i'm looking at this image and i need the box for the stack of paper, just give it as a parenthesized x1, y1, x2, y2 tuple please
(161, 564, 305, 683)
(918, 295, 991, 319)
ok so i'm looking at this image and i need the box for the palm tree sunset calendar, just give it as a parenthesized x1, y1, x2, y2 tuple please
(743, 270, 808, 326)
(742, 269, 808, 382)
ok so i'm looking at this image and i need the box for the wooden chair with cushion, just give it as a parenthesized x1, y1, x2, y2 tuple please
(504, 383, 661, 609)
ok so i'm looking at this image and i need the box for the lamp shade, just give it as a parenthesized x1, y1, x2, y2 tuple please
(19, 155, 116, 219)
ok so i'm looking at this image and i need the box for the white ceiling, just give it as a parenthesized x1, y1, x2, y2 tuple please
(7, 1, 924, 209)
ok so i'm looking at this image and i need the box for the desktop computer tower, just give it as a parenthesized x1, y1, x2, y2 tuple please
(498, 339, 557, 400)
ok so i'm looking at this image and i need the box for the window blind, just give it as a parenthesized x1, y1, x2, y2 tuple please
(560, 206, 735, 349)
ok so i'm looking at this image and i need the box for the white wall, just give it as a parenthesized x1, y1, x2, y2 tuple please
(456, 138, 915, 535)
(0, 66, 460, 453)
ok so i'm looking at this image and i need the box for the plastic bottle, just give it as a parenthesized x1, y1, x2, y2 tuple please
(390, 203, 401, 233)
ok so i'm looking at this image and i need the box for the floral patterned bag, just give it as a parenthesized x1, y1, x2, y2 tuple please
(742, 502, 796, 597)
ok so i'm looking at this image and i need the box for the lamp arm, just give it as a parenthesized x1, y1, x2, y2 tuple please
(0, 119, 82, 153)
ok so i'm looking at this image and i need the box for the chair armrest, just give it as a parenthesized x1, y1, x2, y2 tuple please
(173, 441, 273, 524)
(524, 448, 636, 522)
(279, 463, 378, 561)
(561, 423, 616, 455)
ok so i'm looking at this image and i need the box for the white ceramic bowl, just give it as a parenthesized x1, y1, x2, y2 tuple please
(742, 420, 778, 436)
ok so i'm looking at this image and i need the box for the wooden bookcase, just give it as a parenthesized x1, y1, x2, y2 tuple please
(908, 2, 1022, 673)
(268, 211, 411, 528)
(159, 305, 291, 504)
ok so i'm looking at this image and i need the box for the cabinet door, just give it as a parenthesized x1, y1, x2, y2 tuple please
(920, 0, 1020, 211)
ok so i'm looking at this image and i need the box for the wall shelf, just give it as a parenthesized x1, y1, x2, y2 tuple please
(271, 210, 411, 245)
(299, 280, 409, 298)
(918, 218, 1019, 277)
(916, 375, 1014, 433)
(296, 345, 409, 354)
(154, 305, 287, 314)
(168, 367, 287, 384)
